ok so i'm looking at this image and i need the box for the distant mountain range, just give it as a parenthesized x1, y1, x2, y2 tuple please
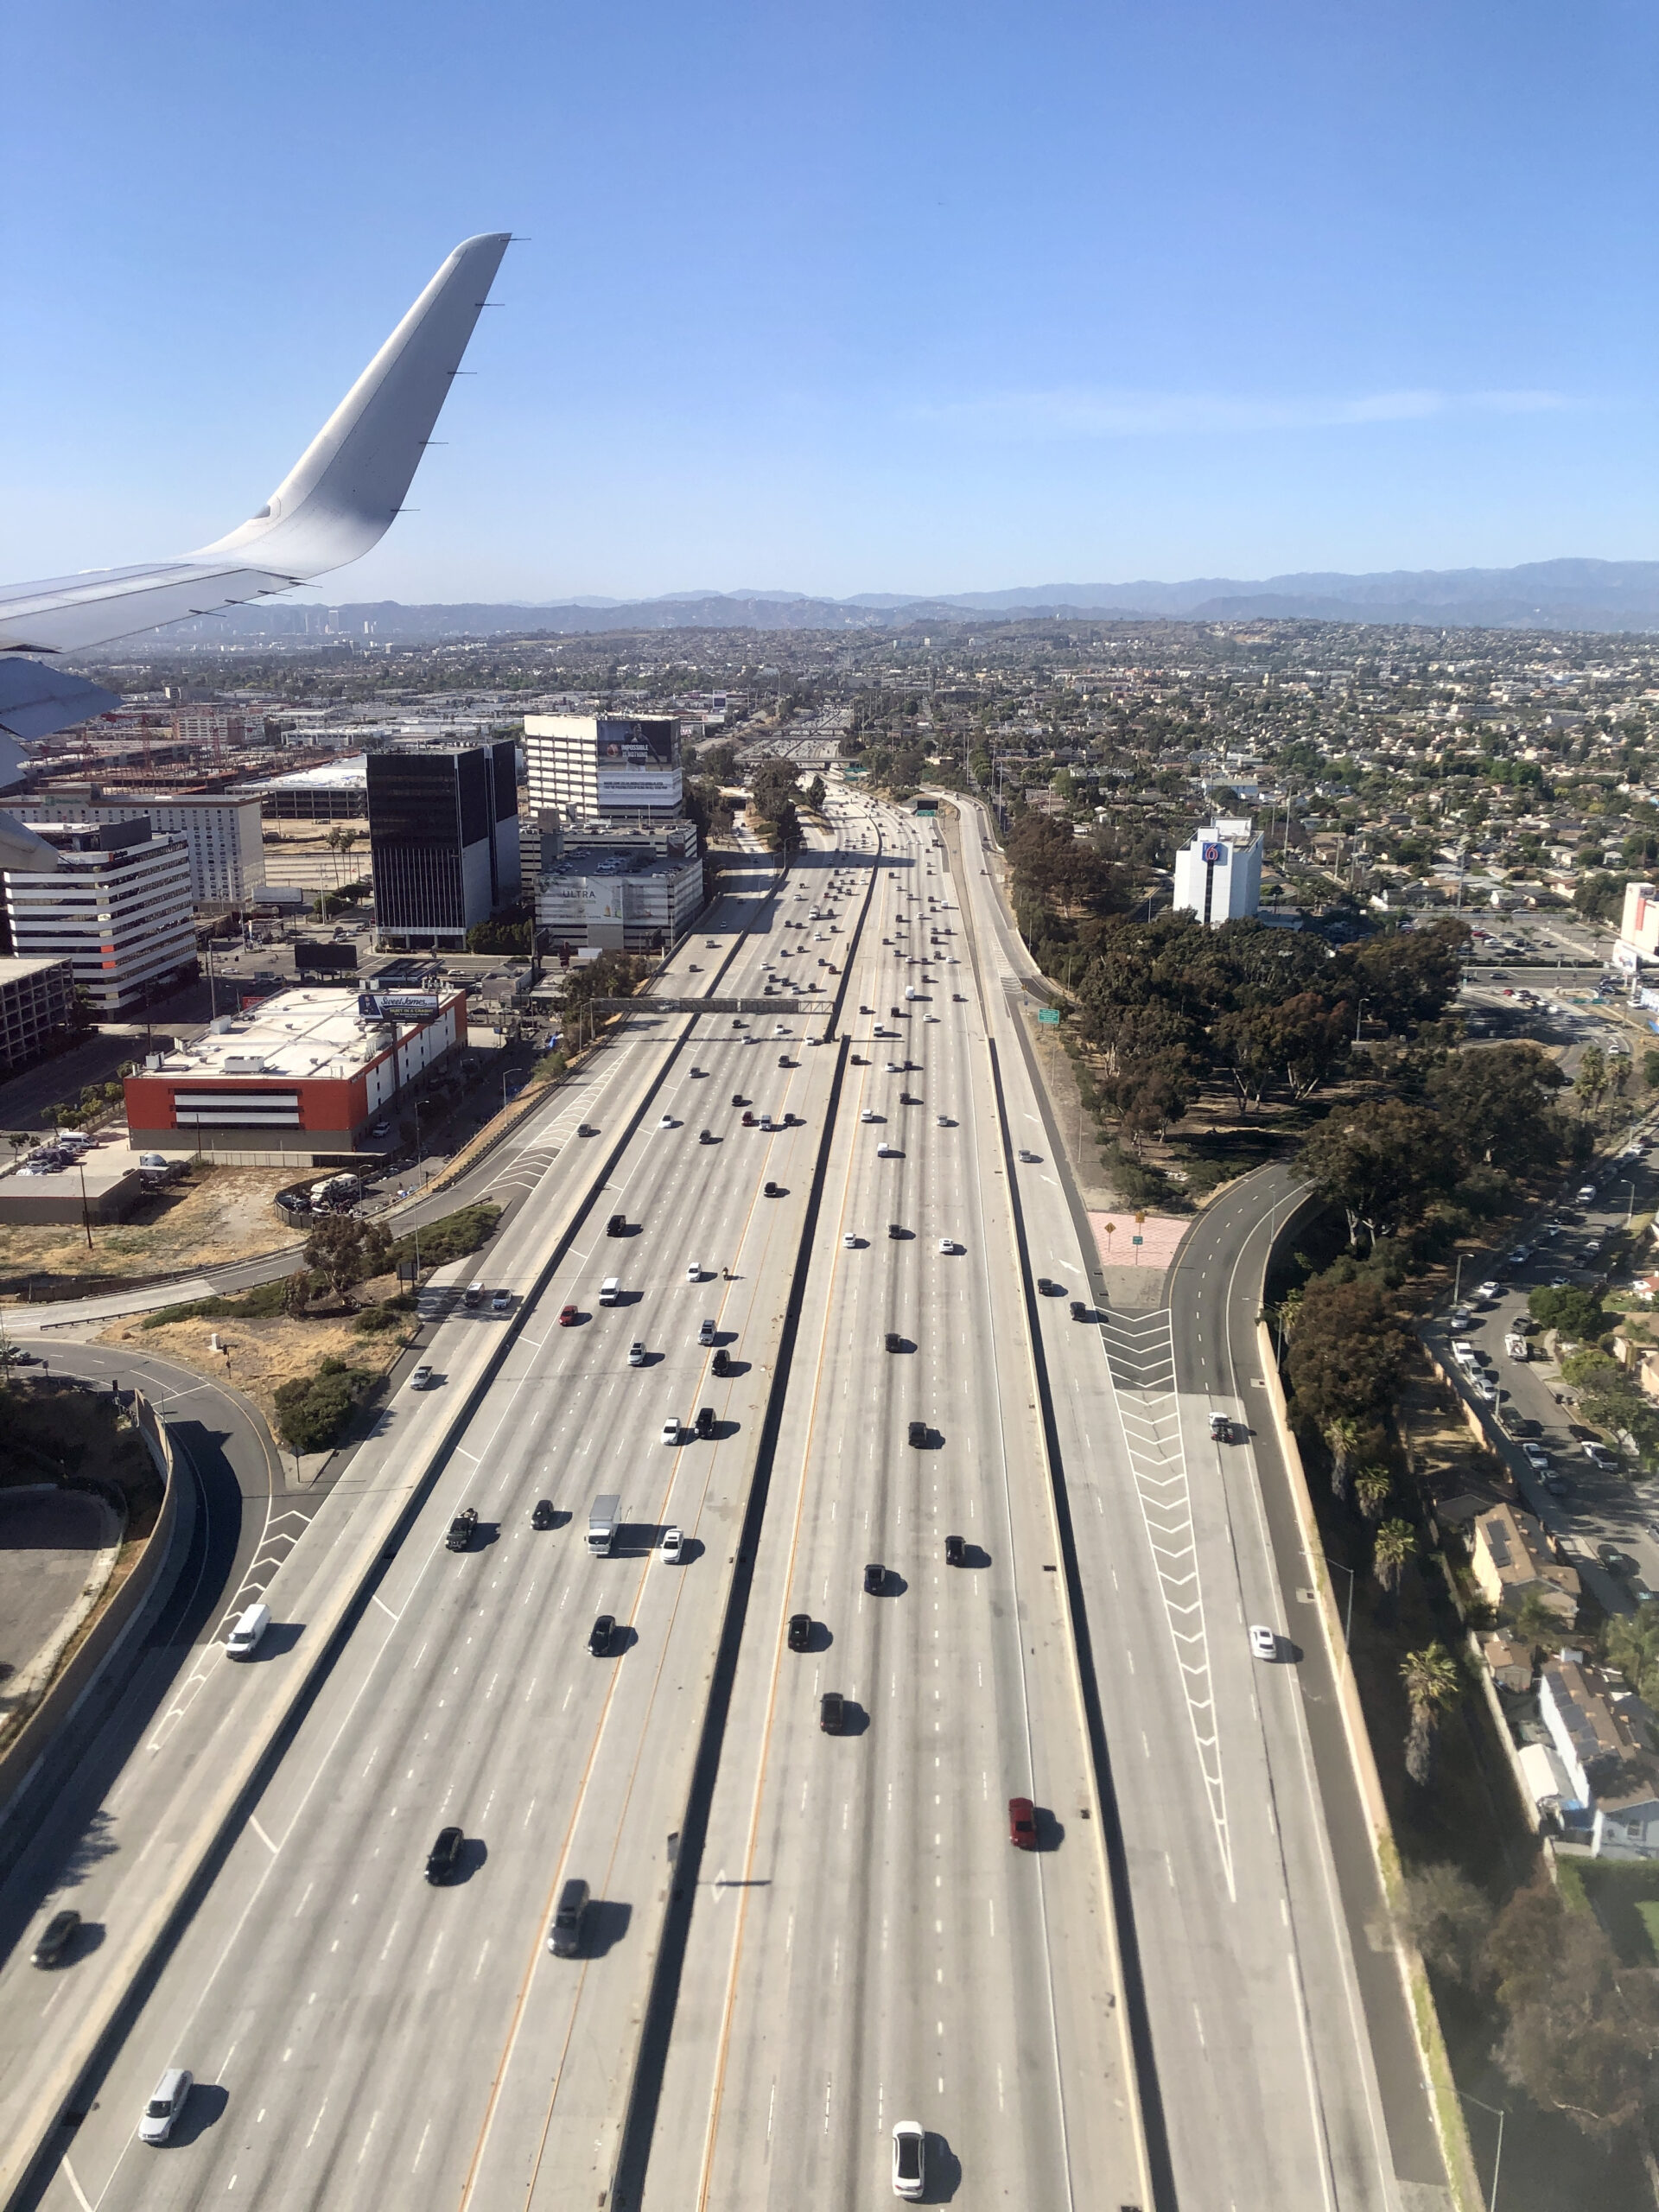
(116, 558, 1659, 647)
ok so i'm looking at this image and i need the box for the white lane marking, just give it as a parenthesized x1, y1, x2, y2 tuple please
(248, 1815, 278, 1855)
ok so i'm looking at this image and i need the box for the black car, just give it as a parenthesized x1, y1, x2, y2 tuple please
(863, 1561, 888, 1594)
(531, 1498, 556, 1529)
(884, 1332, 903, 1352)
(712, 1345, 732, 1376)
(764, 1180, 783, 1198)
(31, 1908, 80, 1968)
(699, 1128, 715, 1143)
(1036, 1277, 1062, 1296)
(696, 1405, 715, 1438)
(607, 1213, 626, 1236)
(425, 1826, 464, 1884)
(820, 1691, 846, 1733)
(944, 1534, 966, 1567)
(907, 1420, 927, 1448)
(888, 1222, 904, 1239)
(1070, 1300, 1089, 1322)
(731, 1092, 747, 1107)
(898, 1092, 918, 1105)
(787, 1612, 812, 1652)
(588, 1614, 616, 1656)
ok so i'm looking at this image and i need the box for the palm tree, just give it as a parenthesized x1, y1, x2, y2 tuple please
(1322, 1416, 1362, 1504)
(1354, 1465, 1392, 1522)
(1401, 1643, 1461, 1786)
(1372, 1517, 1417, 1624)
(1603, 1603, 1659, 1703)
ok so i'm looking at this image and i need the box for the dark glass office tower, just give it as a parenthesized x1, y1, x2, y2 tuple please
(367, 742, 520, 946)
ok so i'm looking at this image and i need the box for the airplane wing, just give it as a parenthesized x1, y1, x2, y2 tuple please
(0, 231, 511, 658)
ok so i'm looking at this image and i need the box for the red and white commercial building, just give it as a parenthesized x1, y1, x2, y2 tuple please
(123, 984, 467, 1166)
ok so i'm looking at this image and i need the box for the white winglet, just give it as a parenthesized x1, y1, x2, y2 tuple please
(0, 232, 511, 658)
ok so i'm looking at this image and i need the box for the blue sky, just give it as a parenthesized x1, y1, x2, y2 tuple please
(4, 0, 1656, 602)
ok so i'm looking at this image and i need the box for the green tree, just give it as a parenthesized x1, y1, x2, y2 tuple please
(1642, 1048, 1659, 1093)
(1300, 1101, 1448, 1250)
(1322, 1416, 1363, 1504)
(1527, 1284, 1605, 1341)
(1287, 1275, 1414, 1431)
(1372, 1518, 1417, 1621)
(1401, 1862, 1495, 1987)
(1487, 1880, 1659, 2139)
(1603, 1602, 1659, 1702)
(1353, 1465, 1392, 1522)
(302, 1214, 393, 1301)
(1401, 1643, 1460, 1786)
(1575, 1043, 1610, 1122)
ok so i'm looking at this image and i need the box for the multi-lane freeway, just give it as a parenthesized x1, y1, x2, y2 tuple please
(2, 783, 1451, 2211)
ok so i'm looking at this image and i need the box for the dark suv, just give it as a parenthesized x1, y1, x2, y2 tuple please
(820, 1692, 846, 1733)
(907, 1420, 927, 1448)
(425, 1826, 464, 1884)
(787, 1613, 812, 1652)
(863, 1561, 888, 1594)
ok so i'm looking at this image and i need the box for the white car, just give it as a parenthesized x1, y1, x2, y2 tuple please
(685, 1261, 702, 1282)
(876, 1142, 898, 1158)
(844, 1231, 861, 1248)
(628, 1341, 646, 1367)
(664, 1417, 683, 1450)
(140, 2068, 193, 2145)
(660, 1524, 684, 1563)
(1249, 1625, 1277, 1662)
(1476, 1280, 1501, 1301)
(410, 1363, 435, 1389)
(1522, 1442, 1551, 1470)
(938, 1237, 955, 1255)
(891, 2121, 925, 2199)
(861, 1109, 877, 1123)
(658, 1113, 674, 1128)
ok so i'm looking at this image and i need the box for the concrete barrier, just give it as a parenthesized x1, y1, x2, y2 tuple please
(1255, 1319, 1485, 2212)
(0, 1390, 182, 1832)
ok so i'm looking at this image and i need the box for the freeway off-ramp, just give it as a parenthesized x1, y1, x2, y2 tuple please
(2, 787, 1446, 2210)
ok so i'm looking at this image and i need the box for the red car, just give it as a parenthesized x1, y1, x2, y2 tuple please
(558, 1304, 578, 1326)
(1007, 1796, 1037, 1850)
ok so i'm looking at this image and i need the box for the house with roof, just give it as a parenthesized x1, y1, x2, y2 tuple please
(1471, 1504, 1580, 1625)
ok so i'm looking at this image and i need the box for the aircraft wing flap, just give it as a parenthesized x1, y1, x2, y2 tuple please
(0, 561, 302, 655)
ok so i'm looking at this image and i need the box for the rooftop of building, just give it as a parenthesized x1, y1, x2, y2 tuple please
(137, 984, 462, 1084)
(6, 821, 184, 864)
(240, 754, 370, 793)
(1542, 1652, 1646, 1774)
(0, 955, 73, 986)
(1475, 1502, 1580, 1593)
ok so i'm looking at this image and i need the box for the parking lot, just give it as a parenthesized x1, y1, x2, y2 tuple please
(1422, 1134, 1659, 1614)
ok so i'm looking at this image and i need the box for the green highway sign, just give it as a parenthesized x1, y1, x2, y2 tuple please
(1038, 1007, 1060, 1025)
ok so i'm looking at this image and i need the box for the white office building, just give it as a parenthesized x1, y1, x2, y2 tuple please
(1173, 818, 1263, 928)
(16, 788, 266, 906)
(3, 821, 195, 1014)
(523, 714, 684, 823)
(536, 817, 703, 953)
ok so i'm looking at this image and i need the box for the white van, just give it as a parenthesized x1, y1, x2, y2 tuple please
(226, 1601, 270, 1658)
(140, 2067, 193, 2145)
(1452, 1339, 1478, 1370)
(600, 1276, 620, 1306)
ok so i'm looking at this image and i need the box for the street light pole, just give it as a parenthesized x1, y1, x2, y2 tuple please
(1458, 2092, 1504, 2211)
(1354, 995, 1369, 1045)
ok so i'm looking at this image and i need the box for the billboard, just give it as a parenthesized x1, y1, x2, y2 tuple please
(294, 938, 359, 972)
(595, 716, 681, 811)
(357, 991, 441, 1022)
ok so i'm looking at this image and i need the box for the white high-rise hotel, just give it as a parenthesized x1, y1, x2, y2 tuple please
(1173, 818, 1263, 928)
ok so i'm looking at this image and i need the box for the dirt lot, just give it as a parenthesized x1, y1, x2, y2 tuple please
(0, 1164, 301, 1291)
(97, 1284, 411, 1434)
